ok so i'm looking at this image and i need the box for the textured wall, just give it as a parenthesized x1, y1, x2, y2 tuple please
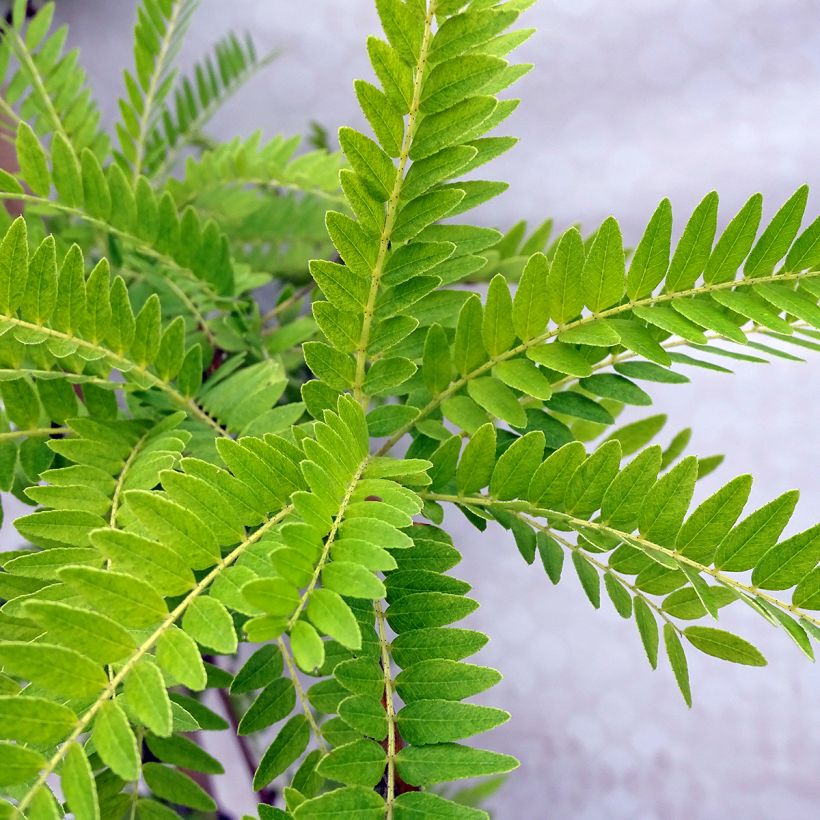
(21, 1, 820, 817)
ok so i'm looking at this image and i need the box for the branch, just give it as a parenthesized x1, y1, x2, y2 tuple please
(378, 268, 820, 454)
(15, 504, 294, 815)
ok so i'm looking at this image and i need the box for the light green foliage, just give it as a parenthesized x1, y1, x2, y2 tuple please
(0, 0, 818, 816)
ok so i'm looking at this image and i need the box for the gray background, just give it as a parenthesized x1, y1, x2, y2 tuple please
(13, 1, 820, 817)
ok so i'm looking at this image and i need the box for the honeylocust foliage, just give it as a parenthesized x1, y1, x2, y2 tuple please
(0, 0, 818, 816)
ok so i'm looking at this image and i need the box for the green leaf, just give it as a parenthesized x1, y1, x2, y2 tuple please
(323, 562, 386, 600)
(671, 295, 747, 343)
(367, 35, 412, 112)
(482, 274, 515, 356)
(0, 217, 29, 317)
(546, 228, 584, 323)
(143, 763, 217, 812)
(604, 574, 633, 618)
(291, 621, 326, 673)
(20, 234, 57, 324)
(89, 528, 195, 598)
(307, 589, 362, 650)
(338, 127, 396, 200)
(571, 553, 600, 609)
(317, 738, 386, 787)
(581, 216, 625, 312)
(93, 700, 140, 781)
(0, 696, 75, 744)
(751, 524, 820, 590)
(456, 422, 496, 494)
(391, 627, 488, 666)
(714, 490, 799, 571)
(61, 742, 100, 820)
(684, 626, 767, 666)
(182, 596, 237, 654)
(0, 641, 106, 699)
(665, 191, 718, 292)
(634, 597, 659, 669)
(453, 294, 487, 376)
(393, 189, 464, 244)
(493, 359, 552, 401)
(601, 445, 662, 529)
(745, 185, 808, 277)
(490, 431, 544, 501)
(59, 566, 167, 630)
(396, 743, 518, 786)
(639, 456, 698, 546)
(355, 78, 403, 156)
(675, 474, 752, 563)
(513, 252, 549, 340)
(253, 715, 310, 790)
(663, 586, 737, 620)
(423, 323, 453, 395)
(397, 700, 509, 745)
(364, 356, 417, 393)
(293, 785, 384, 818)
(786, 214, 820, 271)
(23, 601, 136, 664)
(395, 660, 500, 703)
(410, 96, 497, 160)
(579, 374, 651, 406)
(793, 569, 820, 610)
(238, 678, 295, 735)
(125, 489, 219, 569)
(565, 440, 621, 517)
(467, 377, 527, 428)
(626, 198, 672, 299)
(387, 592, 478, 633)
(526, 341, 592, 377)
(376, 0, 423, 64)
(124, 658, 172, 737)
(145, 734, 224, 775)
(16, 122, 50, 196)
(80, 148, 111, 219)
(704, 193, 762, 283)
(537, 532, 564, 584)
(421, 54, 506, 114)
(663, 624, 692, 706)
(528, 441, 586, 509)
(155, 626, 207, 691)
(231, 645, 284, 695)
(0, 741, 46, 787)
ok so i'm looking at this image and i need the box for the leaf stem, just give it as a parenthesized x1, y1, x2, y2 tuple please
(374, 599, 398, 818)
(352, 0, 438, 404)
(420, 492, 820, 631)
(15, 505, 293, 815)
(0, 314, 225, 436)
(277, 636, 328, 753)
(377, 268, 820, 453)
(130, 0, 188, 182)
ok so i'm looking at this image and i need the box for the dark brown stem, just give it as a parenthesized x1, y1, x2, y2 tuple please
(205, 655, 278, 807)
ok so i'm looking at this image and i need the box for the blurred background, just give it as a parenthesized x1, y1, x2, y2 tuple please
(6, 0, 820, 817)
